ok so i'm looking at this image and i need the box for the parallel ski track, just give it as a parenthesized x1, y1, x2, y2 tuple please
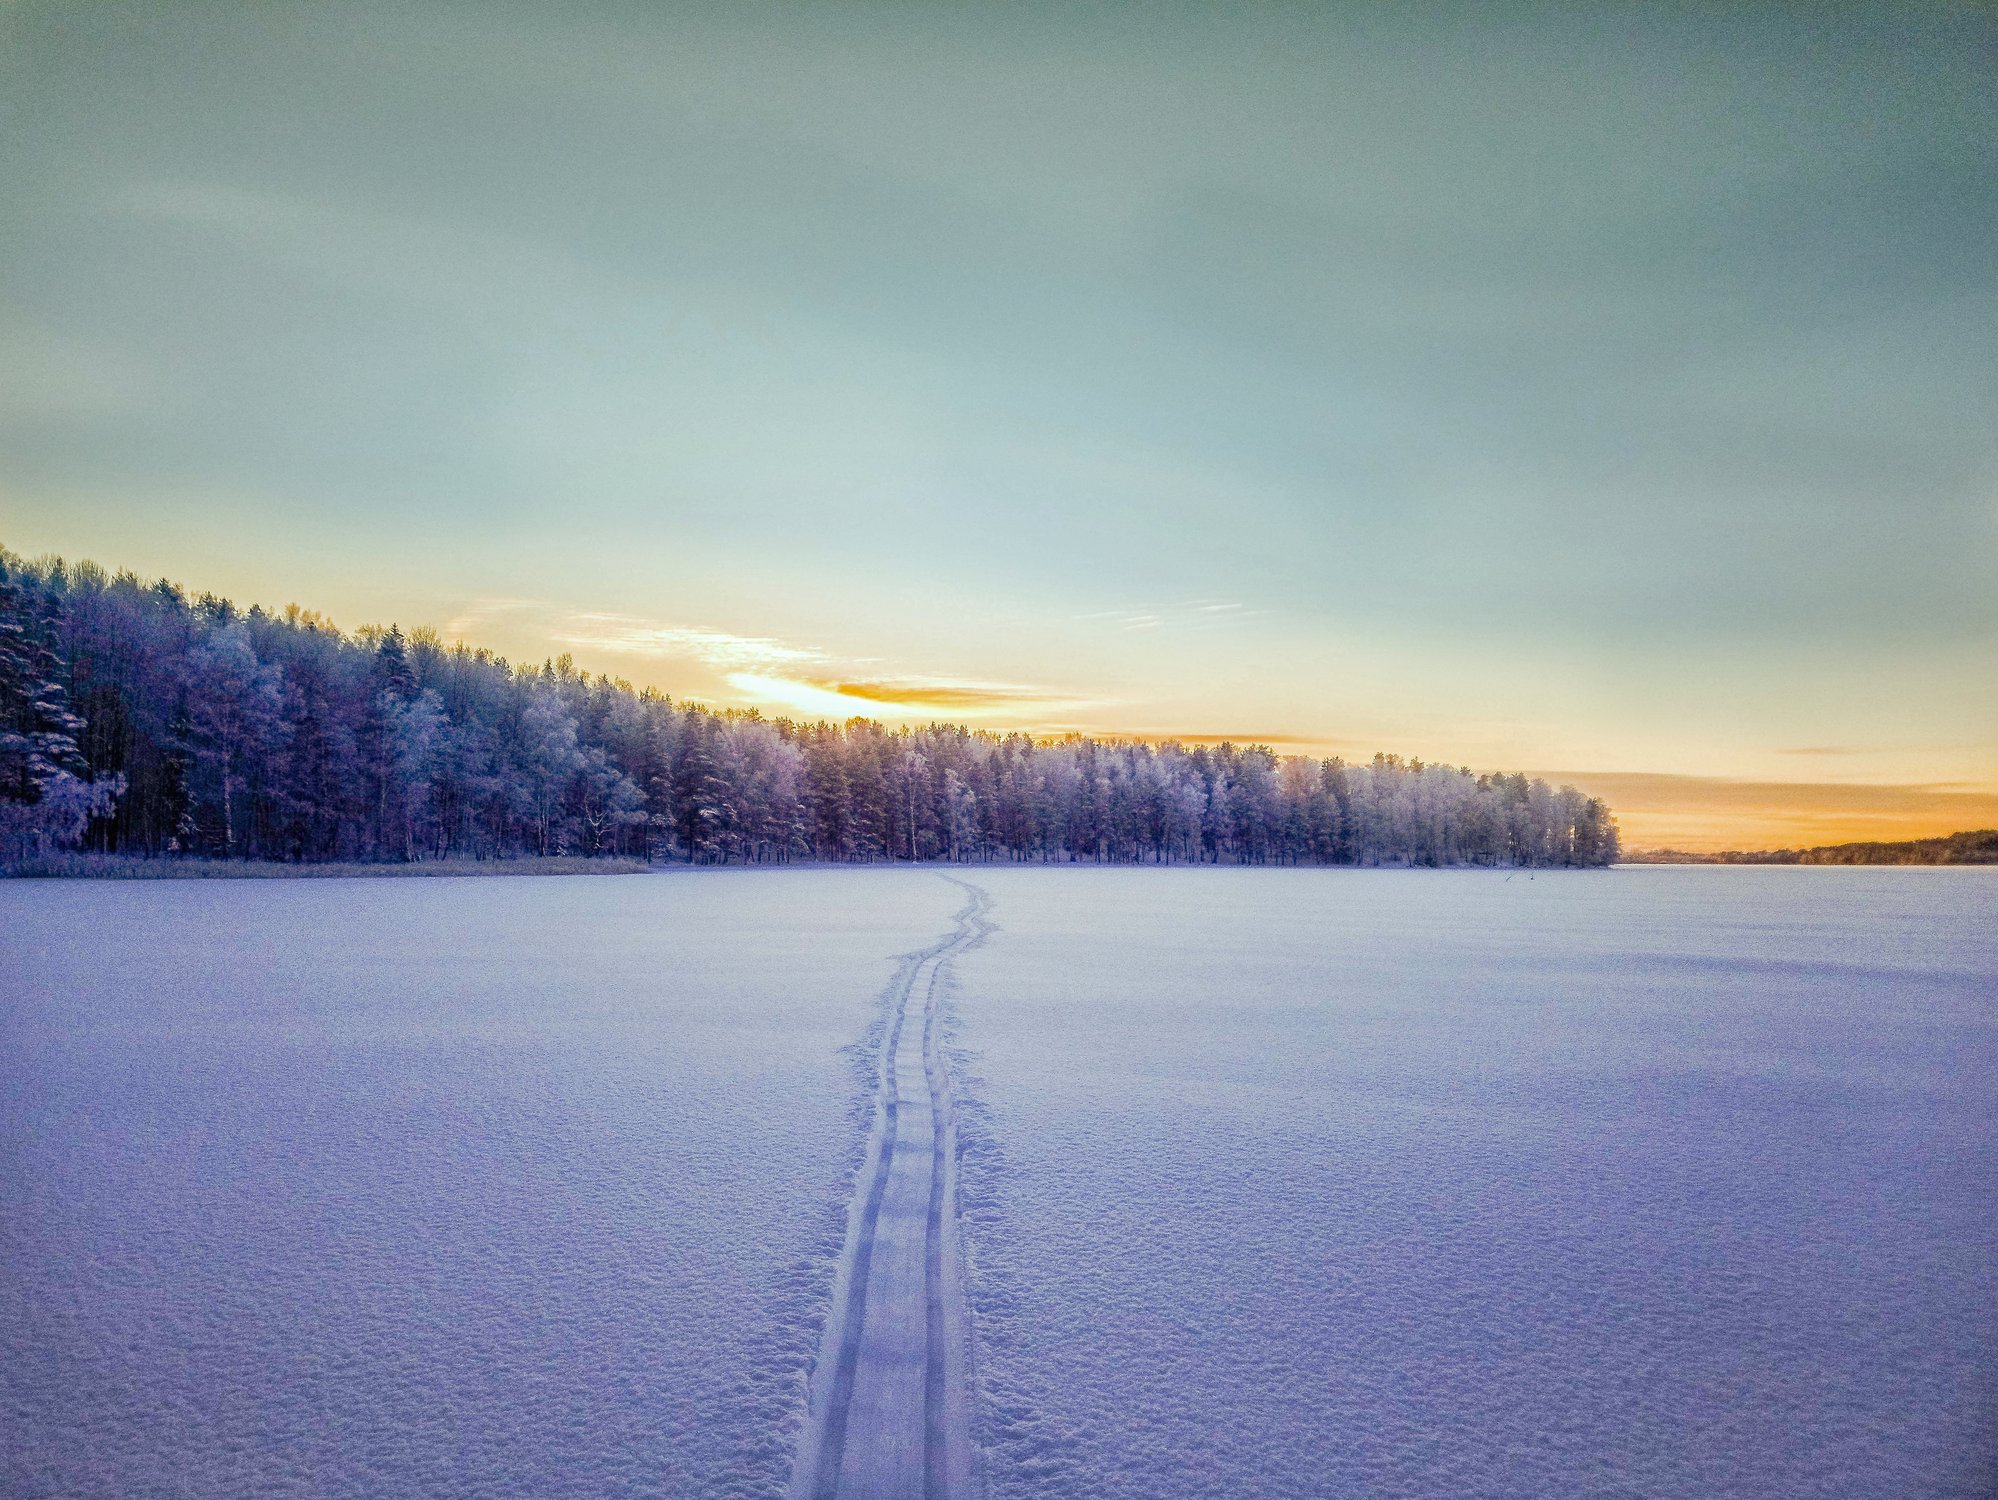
(793, 877, 991, 1500)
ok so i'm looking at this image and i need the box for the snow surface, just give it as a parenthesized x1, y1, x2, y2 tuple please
(790, 879, 987, 1500)
(1, 870, 958, 1499)
(948, 867, 1998, 1499)
(5, 867, 1994, 1498)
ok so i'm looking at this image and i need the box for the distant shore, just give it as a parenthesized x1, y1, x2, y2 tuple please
(13, 844, 1996, 878)
(1622, 829, 1996, 867)
(8, 853, 1622, 879)
(2, 853, 653, 880)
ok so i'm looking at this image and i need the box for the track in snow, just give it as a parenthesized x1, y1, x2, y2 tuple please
(792, 877, 991, 1500)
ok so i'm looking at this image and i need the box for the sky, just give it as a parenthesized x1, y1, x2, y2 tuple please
(2, 1, 1993, 850)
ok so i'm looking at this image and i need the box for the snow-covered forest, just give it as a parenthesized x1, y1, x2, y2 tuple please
(1, 551, 1620, 868)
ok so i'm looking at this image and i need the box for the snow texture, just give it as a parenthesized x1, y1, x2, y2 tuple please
(791, 879, 987, 1499)
(1, 869, 958, 1498)
(5, 867, 1994, 1499)
(949, 867, 1998, 1499)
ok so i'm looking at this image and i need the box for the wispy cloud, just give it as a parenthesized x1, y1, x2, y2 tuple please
(550, 613, 825, 668)
(1075, 599, 1270, 632)
(1074, 607, 1159, 629)
(439, 596, 551, 638)
(439, 599, 828, 670)
(439, 599, 1085, 720)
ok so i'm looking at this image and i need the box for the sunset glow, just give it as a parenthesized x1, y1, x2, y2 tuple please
(3, 4, 1991, 853)
(8, 15, 1996, 1500)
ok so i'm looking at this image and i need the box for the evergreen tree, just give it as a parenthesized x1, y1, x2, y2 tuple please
(0, 544, 1623, 870)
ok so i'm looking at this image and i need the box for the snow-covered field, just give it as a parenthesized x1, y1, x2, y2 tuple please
(1, 870, 960, 1498)
(950, 867, 1998, 1498)
(4, 867, 1994, 1498)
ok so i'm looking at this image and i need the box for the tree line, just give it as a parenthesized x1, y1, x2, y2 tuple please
(1627, 830, 1995, 866)
(1, 550, 1620, 869)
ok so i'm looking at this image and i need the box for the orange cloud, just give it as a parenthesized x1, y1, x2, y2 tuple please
(725, 673, 1086, 721)
(819, 679, 1062, 710)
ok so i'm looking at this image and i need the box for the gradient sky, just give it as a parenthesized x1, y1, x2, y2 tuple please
(3, 2, 1994, 848)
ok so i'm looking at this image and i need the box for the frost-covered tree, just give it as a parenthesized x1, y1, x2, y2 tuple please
(186, 623, 289, 857)
(0, 544, 1622, 870)
(516, 690, 583, 855)
(0, 556, 125, 859)
(386, 689, 450, 860)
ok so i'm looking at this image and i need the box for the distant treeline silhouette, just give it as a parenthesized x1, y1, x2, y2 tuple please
(3, 550, 1619, 868)
(1626, 830, 1996, 866)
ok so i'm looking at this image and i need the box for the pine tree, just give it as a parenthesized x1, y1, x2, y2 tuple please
(0, 546, 1625, 871)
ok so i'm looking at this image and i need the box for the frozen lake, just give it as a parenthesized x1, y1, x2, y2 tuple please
(1, 871, 959, 1498)
(949, 868, 1998, 1498)
(4, 867, 1994, 1497)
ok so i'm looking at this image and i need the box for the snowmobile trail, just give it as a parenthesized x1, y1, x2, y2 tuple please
(793, 877, 992, 1500)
